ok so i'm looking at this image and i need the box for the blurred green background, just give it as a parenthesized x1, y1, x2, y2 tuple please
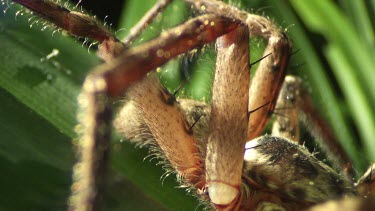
(0, 0, 374, 210)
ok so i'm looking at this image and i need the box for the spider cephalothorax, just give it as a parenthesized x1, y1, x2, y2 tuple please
(7, 0, 375, 210)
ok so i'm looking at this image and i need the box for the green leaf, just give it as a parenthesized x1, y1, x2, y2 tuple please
(0, 2, 197, 210)
(286, 0, 375, 167)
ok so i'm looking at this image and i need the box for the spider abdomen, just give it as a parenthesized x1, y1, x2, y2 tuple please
(244, 136, 355, 204)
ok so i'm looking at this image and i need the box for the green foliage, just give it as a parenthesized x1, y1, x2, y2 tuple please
(272, 0, 375, 170)
(0, 0, 374, 210)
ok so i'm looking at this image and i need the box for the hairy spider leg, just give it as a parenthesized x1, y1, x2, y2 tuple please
(12, 0, 243, 210)
(12, 0, 126, 62)
(13, 1, 375, 211)
(118, 24, 251, 211)
(122, 0, 172, 45)
(189, 0, 358, 191)
(17, 0, 365, 210)
(205, 26, 250, 209)
(183, 0, 292, 140)
(12, 0, 289, 209)
(13, 0, 113, 41)
(75, 14, 241, 210)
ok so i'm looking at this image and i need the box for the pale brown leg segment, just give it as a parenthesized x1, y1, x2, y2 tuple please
(117, 75, 203, 186)
(206, 25, 250, 210)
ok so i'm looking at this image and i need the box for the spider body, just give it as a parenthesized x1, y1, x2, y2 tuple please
(114, 74, 357, 210)
(5, 0, 375, 210)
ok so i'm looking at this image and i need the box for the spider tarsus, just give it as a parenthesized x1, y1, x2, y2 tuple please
(123, 0, 172, 46)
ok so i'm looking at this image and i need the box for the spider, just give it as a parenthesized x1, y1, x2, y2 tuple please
(4, 0, 375, 210)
